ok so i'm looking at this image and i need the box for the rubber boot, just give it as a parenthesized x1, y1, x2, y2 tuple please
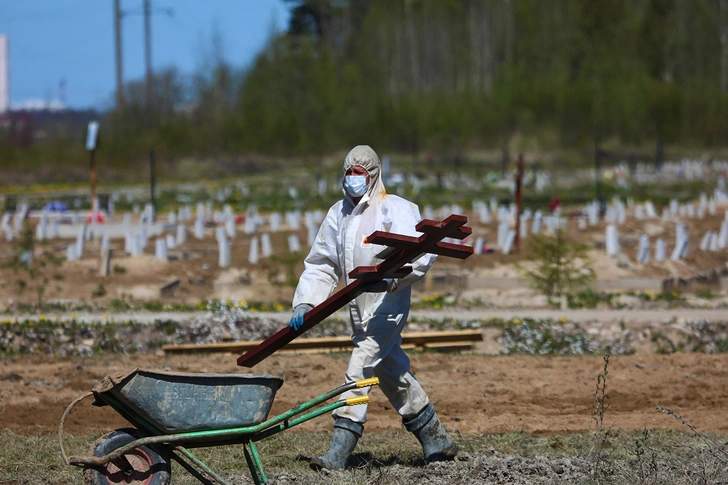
(403, 403, 458, 463)
(309, 418, 363, 471)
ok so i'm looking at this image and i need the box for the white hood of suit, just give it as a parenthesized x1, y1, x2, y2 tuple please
(342, 145, 386, 204)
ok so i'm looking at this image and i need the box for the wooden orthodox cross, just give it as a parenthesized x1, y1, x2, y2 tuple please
(237, 214, 473, 367)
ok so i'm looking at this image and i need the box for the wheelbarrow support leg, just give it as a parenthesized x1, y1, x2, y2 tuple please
(244, 443, 264, 485)
(172, 446, 230, 485)
(248, 441, 267, 483)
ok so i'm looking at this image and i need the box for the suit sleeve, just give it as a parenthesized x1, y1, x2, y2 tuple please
(292, 205, 343, 308)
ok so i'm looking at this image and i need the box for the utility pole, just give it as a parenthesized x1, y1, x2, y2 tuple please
(144, 0, 153, 110)
(114, 0, 124, 107)
(149, 149, 156, 222)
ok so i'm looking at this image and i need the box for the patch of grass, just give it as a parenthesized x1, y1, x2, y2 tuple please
(695, 288, 719, 300)
(716, 338, 728, 353)
(108, 298, 132, 312)
(566, 288, 613, 309)
(5, 428, 726, 484)
(635, 290, 686, 303)
(411, 293, 458, 310)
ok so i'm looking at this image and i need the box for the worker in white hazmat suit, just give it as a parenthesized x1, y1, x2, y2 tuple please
(289, 145, 458, 470)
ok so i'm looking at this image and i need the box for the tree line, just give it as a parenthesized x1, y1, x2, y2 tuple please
(7, 0, 728, 174)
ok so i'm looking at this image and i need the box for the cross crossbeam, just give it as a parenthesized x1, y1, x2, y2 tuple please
(237, 214, 473, 367)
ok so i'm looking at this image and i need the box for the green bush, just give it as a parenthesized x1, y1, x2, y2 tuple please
(517, 230, 595, 303)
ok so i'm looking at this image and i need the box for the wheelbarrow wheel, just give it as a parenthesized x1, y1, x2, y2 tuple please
(83, 428, 171, 485)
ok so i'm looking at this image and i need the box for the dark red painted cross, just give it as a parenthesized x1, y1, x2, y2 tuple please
(237, 214, 473, 367)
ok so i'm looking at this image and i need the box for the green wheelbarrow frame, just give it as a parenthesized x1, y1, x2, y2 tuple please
(59, 377, 379, 485)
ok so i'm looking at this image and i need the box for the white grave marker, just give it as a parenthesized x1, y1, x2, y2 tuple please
(218, 238, 231, 268)
(155, 238, 168, 261)
(194, 220, 204, 240)
(637, 235, 650, 264)
(501, 230, 516, 255)
(226, 218, 236, 239)
(605, 225, 619, 256)
(249, 237, 260, 264)
(474, 237, 484, 255)
(700, 231, 712, 251)
(100, 234, 110, 257)
(76, 227, 85, 257)
(718, 220, 728, 249)
(531, 212, 542, 235)
(66, 244, 78, 262)
(288, 234, 301, 253)
(176, 224, 187, 246)
(261, 233, 273, 258)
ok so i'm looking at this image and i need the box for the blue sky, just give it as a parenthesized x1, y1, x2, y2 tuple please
(0, 0, 291, 110)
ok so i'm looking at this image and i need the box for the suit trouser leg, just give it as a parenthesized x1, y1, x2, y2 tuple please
(333, 333, 429, 423)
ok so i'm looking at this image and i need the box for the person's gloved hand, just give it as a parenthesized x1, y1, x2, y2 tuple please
(289, 304, 314, 331)
(361, 278, 394, 293)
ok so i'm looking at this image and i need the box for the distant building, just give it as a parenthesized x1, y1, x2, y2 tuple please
(10, 98, 66, 111)
(0, 35, 8, 114)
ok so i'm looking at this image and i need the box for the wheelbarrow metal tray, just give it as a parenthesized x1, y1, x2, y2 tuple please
(92, 369, 284, 434)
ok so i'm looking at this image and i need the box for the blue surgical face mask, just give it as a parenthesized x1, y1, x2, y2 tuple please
(343, 175, 368, 197)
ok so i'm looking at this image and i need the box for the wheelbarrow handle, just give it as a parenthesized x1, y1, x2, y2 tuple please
(355, 377, 379, 388)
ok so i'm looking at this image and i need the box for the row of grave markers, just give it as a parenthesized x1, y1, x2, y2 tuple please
(4, 187, 728, 265)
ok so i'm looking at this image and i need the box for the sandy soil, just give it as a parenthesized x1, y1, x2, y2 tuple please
(2, 351, 727, 437)
(2, 208, 728, 441)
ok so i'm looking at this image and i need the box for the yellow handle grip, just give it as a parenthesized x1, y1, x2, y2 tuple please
(346, 396, 370, 406)
(355, 377, 380, 388)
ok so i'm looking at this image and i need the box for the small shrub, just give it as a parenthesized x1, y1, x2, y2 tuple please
(716, 338, 728, 353)
(113, 264, 127, 274)
(517, 230, 595, 303)
(109, 299, 131, 311)
(154, 319, 179, 335)
(92, 284, 107, 298)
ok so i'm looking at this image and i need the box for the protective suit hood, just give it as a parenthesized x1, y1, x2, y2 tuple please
(343, 145, 386, 204)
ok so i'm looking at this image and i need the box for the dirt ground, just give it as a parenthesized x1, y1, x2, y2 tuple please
(2, 206, 728, 442)
(2, 351, 727, 437)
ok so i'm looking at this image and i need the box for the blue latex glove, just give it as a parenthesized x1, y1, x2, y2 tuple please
(289, 304, 314, 331)
(361, 278, 394, 293)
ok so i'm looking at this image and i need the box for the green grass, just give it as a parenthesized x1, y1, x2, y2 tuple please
(3, 428, 724, 484)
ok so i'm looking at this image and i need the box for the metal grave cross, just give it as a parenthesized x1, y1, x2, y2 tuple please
(237, 214, 473, 367)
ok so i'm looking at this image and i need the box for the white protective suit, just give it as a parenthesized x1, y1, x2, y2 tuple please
(292, 145, 437, 424)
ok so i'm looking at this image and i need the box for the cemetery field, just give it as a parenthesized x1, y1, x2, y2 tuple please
(2, 162, 728, 481)
(0, 201, 727, 311)
(2, 351, 728, 484)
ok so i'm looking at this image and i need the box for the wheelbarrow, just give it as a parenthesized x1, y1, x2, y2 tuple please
(59, 368, 379, 485)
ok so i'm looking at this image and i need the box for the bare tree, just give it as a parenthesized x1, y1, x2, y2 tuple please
(720, 0, 728, 93)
